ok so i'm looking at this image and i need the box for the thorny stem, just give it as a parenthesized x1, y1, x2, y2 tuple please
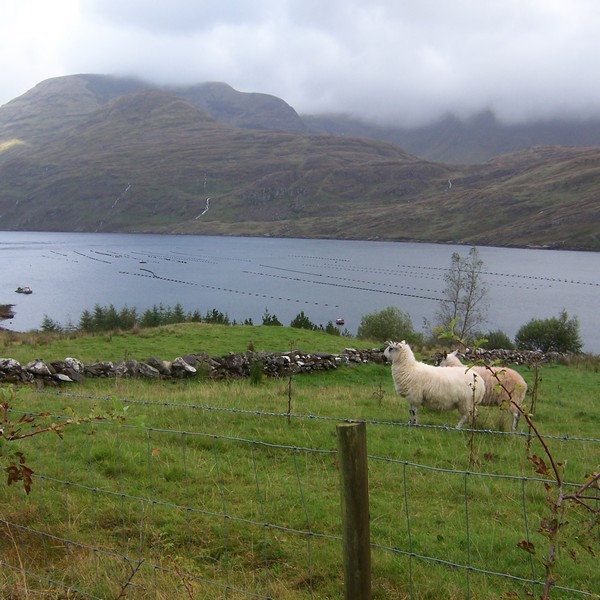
(5, 423, 70, 441)
(442, 337, 599, 598)
(114, 559, 145, 599)
(512, 400, 564, 485)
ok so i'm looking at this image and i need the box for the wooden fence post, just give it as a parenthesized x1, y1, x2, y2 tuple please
(337, 421, 372, 599)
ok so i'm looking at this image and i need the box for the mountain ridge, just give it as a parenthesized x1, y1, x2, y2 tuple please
(1, 74, 600, 251)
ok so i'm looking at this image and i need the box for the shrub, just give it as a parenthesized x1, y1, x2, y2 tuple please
(78, 309, 94, 331)
(324, 321, 341, 336)
(40, 315, 62, 332)
(139, 304, 164, 328)
(357, 306, 423, 345)
(480, 329, 515, 350)
(249, 359, 264, 385)
(515, 310, 583, 353)
(262, 309, 282, 326)
(290, 311, 317, 330)
(204, 308, 230, 325)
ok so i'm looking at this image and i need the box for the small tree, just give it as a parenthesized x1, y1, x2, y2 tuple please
(140, 305, 162, 328)
(515, 310, 582, 353)
(204, 308, 230, 325)
(189, 309, 202, 322)
(290, 311, 317, 330)
(92, 303, 107, 330)
(170, 303, 187, 324)
(435, 247, 488, 342)
(480, 329, 515, 350)
(40, 315, 62, 332)
(78, 309, 94, 331)
(357, 306, 423, 344)
(104, 304, 120, 330)
(118, 305, 138, 329)
(262, 308, 282, 326)
(324, 321, 341, 336)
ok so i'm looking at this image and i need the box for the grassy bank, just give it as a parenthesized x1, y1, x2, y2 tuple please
(1, 325, 599, 598)
(0, 322, 357, 365)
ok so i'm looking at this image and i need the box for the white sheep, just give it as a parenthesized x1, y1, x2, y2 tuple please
(439, 350, 527, 431)
(383, 340, 485, 429)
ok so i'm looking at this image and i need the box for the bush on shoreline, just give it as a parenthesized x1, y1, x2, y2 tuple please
(38, 303, 344, 337)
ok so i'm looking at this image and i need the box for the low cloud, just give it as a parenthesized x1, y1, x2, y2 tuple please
(3, 0, 600, 127)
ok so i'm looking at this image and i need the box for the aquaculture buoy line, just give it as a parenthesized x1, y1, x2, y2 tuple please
(299, 260, 596, 288)
(252, 268, 442, 296)
(291, 263, 543, 291)
(303, 259, 552, 288)
(132, 251, 219, 265)
(73, 250, 112, 264)
(244, 270, 443, 302)
(289, 254, 351, 262)
(167, 251, 252, 263)
(44, 252, 80, 263)
(398, 263, 600, 287)
(258, 264, 324, 277)
(118, 270, 340, 309)
(302, 262, 442, 278)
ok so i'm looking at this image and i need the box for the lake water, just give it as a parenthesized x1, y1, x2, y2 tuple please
(1, 231, 599, 353)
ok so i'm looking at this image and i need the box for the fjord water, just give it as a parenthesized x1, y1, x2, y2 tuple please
(2, 231, 599, 353)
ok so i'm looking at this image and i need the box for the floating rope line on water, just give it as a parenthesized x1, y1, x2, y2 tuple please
(119, 270, 341, 308)
(297, 263, 545, 290)
(72, 250, 112, 264)
(398, 263, 600, 286)
(247, 268, 443, 301)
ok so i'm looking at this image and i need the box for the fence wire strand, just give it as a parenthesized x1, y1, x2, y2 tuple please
(1, 387, 598, 598)
(26, 387, 600, 444)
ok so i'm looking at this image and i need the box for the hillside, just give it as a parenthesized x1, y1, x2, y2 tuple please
(1, 74, 600, 250)
(304, 110, 600, 164)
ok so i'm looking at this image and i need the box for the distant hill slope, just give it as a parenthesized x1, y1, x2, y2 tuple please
(0, 74, 305, 144)
(1, 74, 600, 251)
(303, 110, 600, 164)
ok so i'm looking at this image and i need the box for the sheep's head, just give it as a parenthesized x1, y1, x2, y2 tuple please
(383, 340, 409, 362)
(438, 349, 462, 367)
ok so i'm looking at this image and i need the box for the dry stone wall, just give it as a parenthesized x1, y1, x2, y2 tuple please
(0, 347, 565, 386)
(0, 348, 386, 385)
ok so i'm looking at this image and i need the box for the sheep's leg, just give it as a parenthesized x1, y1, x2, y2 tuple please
(409, 405, 418, 425)
(456, 412, 469, 429)
(512, 410, 520, 431)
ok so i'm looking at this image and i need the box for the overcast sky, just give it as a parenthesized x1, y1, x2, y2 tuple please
(2, 0, 600, 127)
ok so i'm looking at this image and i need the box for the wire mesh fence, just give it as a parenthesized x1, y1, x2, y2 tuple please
(1, 387, 598, 599)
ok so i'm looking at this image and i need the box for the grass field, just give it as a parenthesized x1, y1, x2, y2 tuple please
(1, 325, 599, 599)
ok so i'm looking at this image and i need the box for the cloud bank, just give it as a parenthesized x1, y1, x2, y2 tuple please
(2, 0, 600, 126)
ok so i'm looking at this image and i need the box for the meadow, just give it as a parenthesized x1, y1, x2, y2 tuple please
(1, 324, 599, 599)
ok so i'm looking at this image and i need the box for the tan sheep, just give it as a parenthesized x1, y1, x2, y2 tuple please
(439, 350, 527, 430)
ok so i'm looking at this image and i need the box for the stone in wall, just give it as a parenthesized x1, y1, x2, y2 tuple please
(0, 347, 565, 386)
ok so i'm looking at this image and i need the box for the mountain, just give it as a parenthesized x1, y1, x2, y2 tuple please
(1, 74, 600, 251)
(303, 110, 600, 165)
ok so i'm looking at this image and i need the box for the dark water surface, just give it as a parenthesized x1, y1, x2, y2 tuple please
(2, 231, 599, 352)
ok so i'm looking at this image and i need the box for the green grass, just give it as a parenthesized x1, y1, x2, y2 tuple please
(0, 322, 357, 365)
(1, 326, 599, 599)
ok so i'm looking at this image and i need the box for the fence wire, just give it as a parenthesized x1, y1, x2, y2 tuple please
(1, 387, 598, 599)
